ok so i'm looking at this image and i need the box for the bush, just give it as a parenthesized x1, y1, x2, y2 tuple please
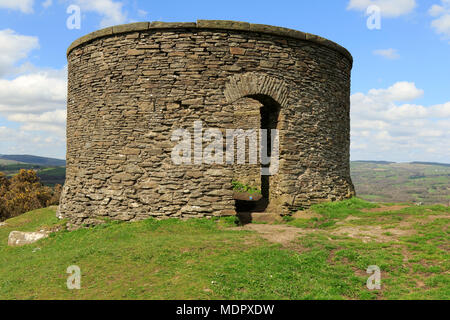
(0, 169, 62, 221)
(232, 181, 261, 194)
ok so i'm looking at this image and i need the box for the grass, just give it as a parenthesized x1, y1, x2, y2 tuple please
(286, 197, 379, 229)
(231, 181, 261, 195)
(0, 198, 448, 300)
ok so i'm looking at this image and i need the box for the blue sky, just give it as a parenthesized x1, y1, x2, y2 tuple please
(0, 0, 449, 162)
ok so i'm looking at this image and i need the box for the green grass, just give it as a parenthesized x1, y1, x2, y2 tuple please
(0, 198, 448, 300)
(287, 197, 379, 229)
(231, 181, 261, 195)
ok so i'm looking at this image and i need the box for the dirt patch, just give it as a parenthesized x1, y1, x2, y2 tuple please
(415, 280, 426, 289)
(230, 211, 448, 245)
(331, 225, 414, 242)
(420, 214, 449, 221)
(232, 219, 413, 245)
(292, 210, 321, 219)
(361, 205, 410, 213)
(335, 215, 362, 225)
(396, 213, 449, 230)
(231, 224, 315, 245)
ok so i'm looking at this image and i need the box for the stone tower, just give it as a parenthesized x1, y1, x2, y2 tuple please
(58, 20, 355, 226)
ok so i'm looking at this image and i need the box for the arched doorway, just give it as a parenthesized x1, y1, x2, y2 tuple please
(231, 95, 281, 215)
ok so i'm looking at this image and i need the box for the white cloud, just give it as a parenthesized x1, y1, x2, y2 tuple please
(0, 126, 65, 158)
(0, 69, 67, 114)
(0, 68, 67, 143)
(429, 1, 450, 38)
(0, 29, 39, 76)
(74, 0, 127, 27)
(7, 109, 65, 124)
(373, 48, 400, 60)
(367, 81, 424, 102)
(432, 14, 450, 37)
(0, 0, 34, 13)
(347, 0, 416, 18)
(0, 28, 66, 158)
(429, 4, 446, 17)
(137, 9, 147, 18)
(351, 82, 450, 162)
(41, 0, 51, 8)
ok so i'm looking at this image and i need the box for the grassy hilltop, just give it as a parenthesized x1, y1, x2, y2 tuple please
(0, 198, 448, 300)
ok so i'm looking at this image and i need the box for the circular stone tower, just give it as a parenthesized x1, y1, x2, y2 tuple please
(58, 20, 355, 226)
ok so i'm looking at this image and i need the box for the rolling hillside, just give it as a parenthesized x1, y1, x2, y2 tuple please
(351, 161, 450, 205)
(0, 155, 65, 167)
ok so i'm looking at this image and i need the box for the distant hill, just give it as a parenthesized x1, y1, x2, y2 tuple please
(0, 155, 65, 167)
(352, 160, 396, 165)
(352, 160, 450, 167)
(410, 161, 450, 167)
(350, 161, 450, 204)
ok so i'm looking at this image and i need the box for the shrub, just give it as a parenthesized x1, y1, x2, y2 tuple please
(0, 169, 62, 221)
(232, 181, 261, 194)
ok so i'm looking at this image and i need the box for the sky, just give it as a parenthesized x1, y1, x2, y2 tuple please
(0, 0, 449, 162)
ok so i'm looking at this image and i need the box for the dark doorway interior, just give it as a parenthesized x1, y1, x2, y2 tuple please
(234, 94, 281, 217)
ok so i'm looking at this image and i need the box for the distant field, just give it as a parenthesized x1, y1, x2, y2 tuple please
(0, 159, 21, 165)
(0, 164, 65, 186)
(0, 155, 65, 167)
(351, 162, 450, 205)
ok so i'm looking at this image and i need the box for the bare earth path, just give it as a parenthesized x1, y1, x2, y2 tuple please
(232, 205, 449, 245)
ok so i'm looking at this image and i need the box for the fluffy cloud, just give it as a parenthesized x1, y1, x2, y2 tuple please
(350, 82, 450, 162)
(366, 81, 424, 102)
(373, 48, 400, 60)
(41, 0, 52, 8)
(0, 28, 66, 158)
(0, 0, 34, 13)
(0, 68, 67, 138)
(137, 9, 147, 18)
(0, 29, 39, 76)
(0, 71, 67, 156)
(73, 0, 127, 27)
(0, 126, 65, 158)
(0, 29, 66, 151)
(429, 0, 450, 38)
(347, 0, 416, 18)
(0, 70, 66, 113)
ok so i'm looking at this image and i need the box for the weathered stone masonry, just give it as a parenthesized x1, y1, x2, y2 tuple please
(58, 20, 355, 226)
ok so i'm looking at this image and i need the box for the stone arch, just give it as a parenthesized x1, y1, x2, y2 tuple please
(224, 72, 290, 108)
(225, 73, 289, 214)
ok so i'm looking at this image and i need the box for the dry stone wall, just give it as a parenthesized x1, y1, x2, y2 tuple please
(58, 20, 355, 226)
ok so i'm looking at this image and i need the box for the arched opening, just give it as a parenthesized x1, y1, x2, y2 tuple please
(232, 94, 281, 218)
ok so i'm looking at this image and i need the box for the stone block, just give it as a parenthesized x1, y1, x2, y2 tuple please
(8, 231, 49, 247)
